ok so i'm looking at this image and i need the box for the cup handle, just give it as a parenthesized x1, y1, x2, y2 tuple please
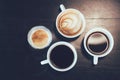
(40, 59, 49, 65)
(93, 56, 98, 65)
(60, 4, 66, 11)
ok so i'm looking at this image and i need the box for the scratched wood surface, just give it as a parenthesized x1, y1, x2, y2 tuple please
(1, 0, 120, 80)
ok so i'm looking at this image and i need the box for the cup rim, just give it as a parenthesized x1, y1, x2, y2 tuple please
(27, 25, 52, 49)
(47, 41, 77, 72)
(56, 8, 86, 38)
(84, 27, 114, 57)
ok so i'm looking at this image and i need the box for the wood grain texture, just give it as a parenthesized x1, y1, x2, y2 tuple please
(65, 0, 120, 18)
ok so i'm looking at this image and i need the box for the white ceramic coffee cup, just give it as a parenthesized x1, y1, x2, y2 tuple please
(27, 26, 52, 49)
(56, 4, 86, 38)
(84, 27, 114, 65)
(40, 41, 77, 72)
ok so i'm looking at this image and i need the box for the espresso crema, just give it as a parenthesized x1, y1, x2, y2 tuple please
(32, 29, 49, 48)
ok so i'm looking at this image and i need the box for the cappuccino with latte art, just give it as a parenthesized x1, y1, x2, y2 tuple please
(56, 4, 86, 38)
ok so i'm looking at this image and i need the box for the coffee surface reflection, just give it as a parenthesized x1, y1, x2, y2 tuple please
(87, 32, 109, 55)
(50, 45, 74, 69)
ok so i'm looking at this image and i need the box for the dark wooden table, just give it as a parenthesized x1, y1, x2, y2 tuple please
(1, 0, 120, 80)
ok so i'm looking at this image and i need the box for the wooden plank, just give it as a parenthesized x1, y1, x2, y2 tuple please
(64, 0, 120, 18)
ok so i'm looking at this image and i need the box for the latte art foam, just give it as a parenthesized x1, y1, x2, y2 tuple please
(58, 9, 82, 36)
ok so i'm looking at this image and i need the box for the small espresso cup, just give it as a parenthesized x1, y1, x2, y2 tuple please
(40, 41, 77, 72)
(56, 4, 86, 38)
(84, 27, 114, 65)
(27, 26, 52, 49)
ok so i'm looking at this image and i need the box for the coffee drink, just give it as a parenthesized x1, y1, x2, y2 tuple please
(57, 9, 82, 35)
(86, 32, 109, 55)
(56, 8, 85, 38)
(27, 26, 52, 49)
(40, 41, 77, 72)
(32, 29, 49, 48)
(84, 27, 114, 65)
(50, 45, 74, 69)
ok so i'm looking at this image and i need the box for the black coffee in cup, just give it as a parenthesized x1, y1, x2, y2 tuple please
(86, 32, 109, 55)
(50, 45, 74, 69)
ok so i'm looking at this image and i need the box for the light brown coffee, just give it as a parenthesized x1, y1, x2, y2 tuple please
(32, 29, 49, 48)
(57, 9, 82, 36)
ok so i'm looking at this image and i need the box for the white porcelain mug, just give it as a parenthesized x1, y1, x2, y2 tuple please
(40, 41, 77, 72)
(84, 27, 114, 65)
(56, 4, 86, 38)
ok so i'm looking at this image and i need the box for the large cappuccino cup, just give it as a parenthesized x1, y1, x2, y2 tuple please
(56, 4, 86, 38)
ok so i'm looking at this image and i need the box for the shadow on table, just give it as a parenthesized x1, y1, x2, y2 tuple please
(81, 39, 95, 66)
